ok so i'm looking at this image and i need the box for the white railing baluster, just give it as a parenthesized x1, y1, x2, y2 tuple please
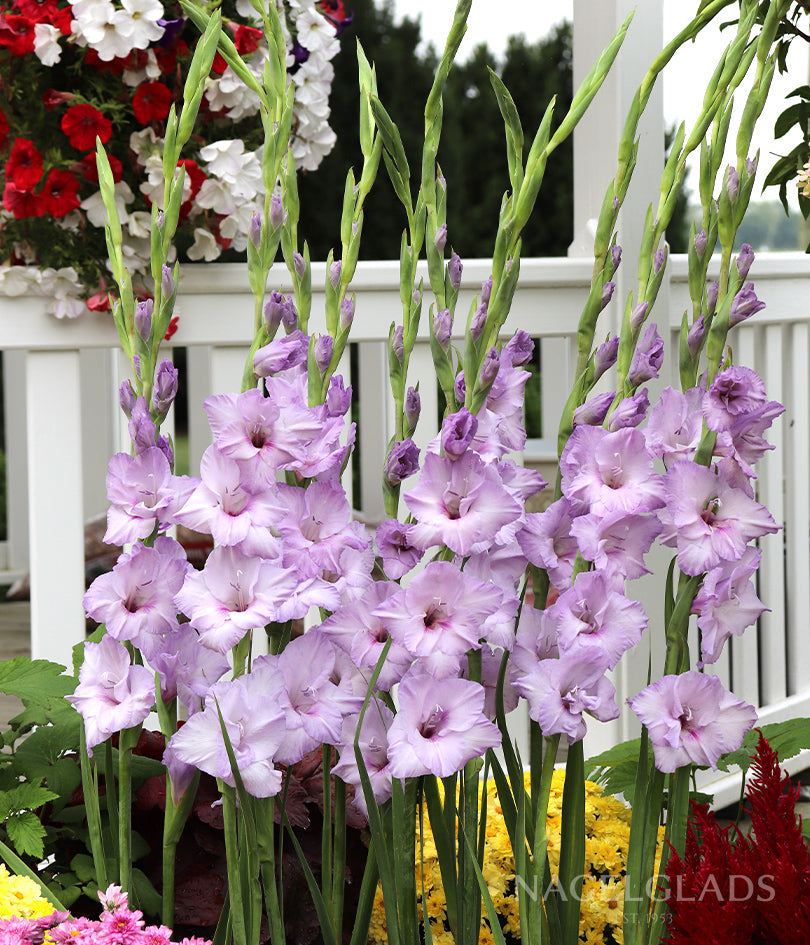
(785, 322, 810, 696)
(26, 349, 86, 669)
(758, 324, 787, 706)
(3, 349, 29, 576)
(357, 341, 389, 522)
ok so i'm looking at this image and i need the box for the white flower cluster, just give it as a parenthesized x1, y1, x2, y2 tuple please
(68, 0, 166, 62)
(0, 263, 86, 318)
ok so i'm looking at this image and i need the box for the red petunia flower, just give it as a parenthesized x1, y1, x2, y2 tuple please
(61, 104, 113, 151)
(2, 181, 47, 219)
(84, 48, 127, 73)
(211, 52, 228, 75)
(132, 82, 172, 124)
(42, 168, 81, 217)
(154, 38, 188, 74)
(0, 13, 35, 55)
(232, 24, 264, 56)
(5, 137, 44, 190)
(0, 111, 8, 151)
(42, 89, 75, 111)
(80, 151, 123, 183)
(86, 290, 112, 312)
(164, 315, 179, 341)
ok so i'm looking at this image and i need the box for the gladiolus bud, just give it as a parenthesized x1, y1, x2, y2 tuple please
(314, 334, 334, 373)
(293, 252, 307, 279)
(161, 264, 174, 298)
(405, 387, 421, 431)
(470, 303, 487, 341)
(630, 301, 649, 332)
(694, 230, 707, 259)
(707, 281, 719, 316)
(330, 260, 341, 288)
(269, 193, 284, 230)
(687, 314, 706, 356)
(737, 243, 755, 281)
(249, 212, 262, 247)
(594, 336, 619, 380)
(153, 359, 179, 414)
(392, 326, 404, 363)
(134, 299, 153, 342)
(480, 347, 500, 386)
(434, 224, 447, 252)
(264, 291, 285, 331)
(448, 254, 463, 290)
(119, 380, 137, 417)
(481, 276, 492, 304)
(434, 309, 452, 350)
(340, 297, 355, 331)
(601, 281, 615, 310)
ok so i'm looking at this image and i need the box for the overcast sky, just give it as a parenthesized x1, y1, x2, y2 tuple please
(386, 0, 806, 201)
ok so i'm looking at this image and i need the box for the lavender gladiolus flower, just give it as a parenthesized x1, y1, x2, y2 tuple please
(692, 547, 767, 664)
(387, 672, 500, 778)
(373, 561, 502, 677)
(645, 387, 704, 467)
(552, 570, 647, 670)
(518, 498, 579, 590)
(607, 388, 649, 430)
(263, 291, 285, 331)
(512, 651, 618, 745)
(628, 323, 664, 385)
(560, 425, 665, 516)
(128, 396, 156, 453)
(83, 538, 189, 659)
(593, 336, 619, 380)
(573, 391, 614, 427)
(729, 282, 766, 326)
(375, 519, 422, 580)
(253, 329, 309, 377)
(175, 545, 299, 652)
(119, 380, 136, 418)
(703, 366, 767, 433)
(326, 375, 352, 417)
(167, 668, 288, 796)
(173, 444, 283, 556)
(134, 298, 152, 342)
(69, 636, 155, 752)
(385, 438, 420, 484)
(736, 242, 755, 281)
(314, 334, 334, 373)
(405, 450, 522, 556)
(504, 330, 534, 366)
(153, 358, 179, 414)
(441, 407, 478, 459)
(105, 446, 183, 545)
(571, 509, 662, 581)
(320, 582, 412, 691)
(448, 253, 463, 290)
(333, 700, 395, 816)
(629, 672, 756, 772)
(658, 460, 779, 575)
(434, 309, 452, 350)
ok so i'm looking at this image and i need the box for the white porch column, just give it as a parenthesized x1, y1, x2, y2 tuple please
(572, 0, 667, 757)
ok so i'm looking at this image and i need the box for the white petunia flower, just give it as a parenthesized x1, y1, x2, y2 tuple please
(187, 228, 222, 262)
(34, 23, 63, 65)
(81, 181, 135, 228)
(119, 0, 165, 49)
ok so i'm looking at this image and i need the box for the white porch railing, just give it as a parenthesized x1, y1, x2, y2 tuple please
(2, 252, 810, 806)
(2, 0, 810, 803)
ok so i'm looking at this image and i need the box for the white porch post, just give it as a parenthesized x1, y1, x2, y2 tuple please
(572, 0, 666, 757)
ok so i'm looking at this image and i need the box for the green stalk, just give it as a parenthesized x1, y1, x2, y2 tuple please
(332, 778, 347, 939)
(321, 744, 334, 927)
(162, 770, 200, 928)
(220, 783, 248, 945)
(118, 736, 133, 895)
(459, 758, 482, 945)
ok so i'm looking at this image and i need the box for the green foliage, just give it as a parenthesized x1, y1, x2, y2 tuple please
(0, 657, 76, 708)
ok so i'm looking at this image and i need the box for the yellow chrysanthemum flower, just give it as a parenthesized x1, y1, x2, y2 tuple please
(368, 770, 665, 944)
(0, 864, 54, 921)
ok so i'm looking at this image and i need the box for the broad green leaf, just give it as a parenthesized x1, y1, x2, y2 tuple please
(6, 810, 47, 859)
(0, 783, 59, 821)
(717, 719, 810, 773)
(0, 657, 75, 706)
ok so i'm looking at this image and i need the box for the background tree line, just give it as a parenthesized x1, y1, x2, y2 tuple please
(298, 0, 689, 260)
